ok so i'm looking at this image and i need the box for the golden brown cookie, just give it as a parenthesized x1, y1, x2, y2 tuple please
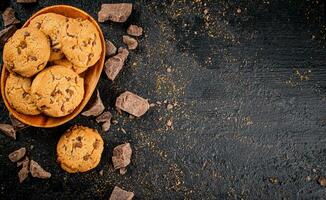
(3, 27, 50, 77)
(53, 58, 89, 74)
(28, 13, 67, 61)
(61, 18, 102, 68)
(5, 73, 41, 115)
(31, 65, 84, 117)
(56, 125, 104, 173)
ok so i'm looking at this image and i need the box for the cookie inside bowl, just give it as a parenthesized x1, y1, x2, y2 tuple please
(0, 5, 105, 128)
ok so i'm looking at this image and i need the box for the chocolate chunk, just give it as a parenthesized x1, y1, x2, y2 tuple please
(0, 25, 17, 49)
(30, 160, 51, 179)
(112, 143, 132, 170)
(318, 177, 326, 187)
(2, 7, 20, 27)
(17, 156, 29, 183)
(109, 186, 134, 200)
(8, 147, 26, 162)
(106, 40, 117, 57)
(115, 91, 150, 117)
(127, 25, 143, 37)
(105, 48, 129, 81)
(81, 90, 105, 117)
(98, 3, 132, 23)
(9, 113, 28, 130)
(96, 111, 112, 132)
(0, 123, 16, 140)
(122, 35, 138, 50)
(16, 0, 37, 3)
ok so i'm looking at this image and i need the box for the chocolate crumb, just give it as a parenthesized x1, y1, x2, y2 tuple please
(30, 160, 51, 179)
(0, 25, 17, 49)
(99, 169, 104, 176)
(0, 123, 16, 139)
(115, 91, 150, 117)
(98, 3, 132, 23)
(122, 35, 138, 50)
(105, 40, 117, 57)
(8, 147, 26, 162)
(109, 186, 134, 200)
(318, 177, 326, 187)
(127, 25, 143, 37)
(112, 143, 132, 170)
(81, 90, 105, 117)
(167, 104, 173, 110)
(166, 119, 173, 127)
(119, 167, 127, 175)
(2, 7, 20, 27)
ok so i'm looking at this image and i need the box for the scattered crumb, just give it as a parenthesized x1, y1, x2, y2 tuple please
(167, 119, 173, 127)
(167, 104, 173, 110)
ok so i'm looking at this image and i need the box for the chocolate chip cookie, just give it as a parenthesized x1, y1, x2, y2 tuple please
(5, 73, 41, 115)
(3, 27, 50, 77)
(31, 65, 84, 117)
(56, 125, 104, 173)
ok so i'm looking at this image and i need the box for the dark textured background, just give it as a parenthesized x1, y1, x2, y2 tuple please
(0, 0, 326, 199)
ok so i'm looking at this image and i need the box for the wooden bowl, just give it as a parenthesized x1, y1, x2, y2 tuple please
(0, 5, 105, 128)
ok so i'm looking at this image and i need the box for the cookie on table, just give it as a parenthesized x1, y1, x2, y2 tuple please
(5, 73, 41, 115)
(53, 58, 89, 74)
(3, 27, 50, 77)
(28, 13, 67, 61)
(56, 125, 104, 173)
(31, 65, 84, 117)
(61, 18, 102, 68)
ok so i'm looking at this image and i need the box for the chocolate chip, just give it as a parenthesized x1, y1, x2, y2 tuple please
(98, 3, 132, 23)
(83, 154, 90, 161)
(30, 160, 51, 179)
(24, 31, 30, 37)
(8, 147, 26, 162)
(0, 124, 16, 140)
(19, 41, 27, 49)
(28, 55, 37, 61)
(65, 89, 74, 96)
(73, 142, 83, 148)
(93, 139, 100, 149)
(76, 136, 82, 141)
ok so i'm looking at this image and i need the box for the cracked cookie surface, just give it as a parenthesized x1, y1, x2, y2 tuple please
(3, 27, 50, 77)
(53, 58, 89, 74)
(28, 13, 67, 61)
(61, 18, 102, 68)
(31, 65, 84, 117)
(5, 73, 41, 115)
(56, 125, 104, 173)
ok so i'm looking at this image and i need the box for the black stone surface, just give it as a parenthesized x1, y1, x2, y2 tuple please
(0, 0, 326, 199)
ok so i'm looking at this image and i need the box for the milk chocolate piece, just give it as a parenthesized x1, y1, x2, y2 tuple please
(112, 143, 132, 170)
(122, 35, 138, 50)
(318, 177, 326, 187)
(115, 91, 149, 117)
(98, 3, 132, 23)
(109, 186, 134, 200)
(8, 147, 26, 162)
(0, 25, 17, 49)
(9, 113, 28, 130)
(16, 0, 37, 3)
(17, 156, 29, 183)
(106, 40, 117, 57)
(127, 25, 143, 37)
(81, 90, 105, 117)
(0, 123, 16, 139)
(30, 160, 51, 179)
(2, 7, 20, 27)
(105, 48, 129, 81)
(96, 111, 112, 132)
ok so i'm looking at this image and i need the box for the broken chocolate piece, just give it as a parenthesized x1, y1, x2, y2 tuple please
(96, 111, 112, 132)
(112, 143, 132, 170)
(8, 147, 26, 162)
(119, 167, 127, 175)
(105, 48, 129, 81)
(30, 160, 51, 179)
(109, 186, 134, 200)
(127, 25, 143, 37)
(106, 40, 117, 57)
(122, 35, 138, 50)
(318, 177, 326, 187)
(9, 113, 28, 130)
(98, 3, 132, 23)
(0, 25, 17, 49)
(81, 90, 105, 117)
(2, 7, 20, 27)
(17, 156, 29, 183)
(16, 0, 37, 3)
(115, 91, 149, 117)
(0, 123, 16, 139)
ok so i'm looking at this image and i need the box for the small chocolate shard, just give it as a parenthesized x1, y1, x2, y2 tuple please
(16, 0, 37, 3)
(9, 113, 28, 130)
(119, 167, 127, 175)
(8, 147, 26, 162)
(0, 124, 16, 139)
(30, 160, 51, 179)
(0, 25, 17, 49)
(127, 25, 143, 37)
(106, 40, 117, 57)
(98, 3, 132, 23)
(105, 48, 129, 81)
(122, 35, 138, 50)
(96, 111, 112, 132)
(17, 156, 29, 183)
(81, 90, 105, 117)
(2, 7, 20, 27)
(318, 177, 326, 187)
(109, 186, 134, 200)
(17, 156, 29, 167)
(112, 143, 132, 170)
(115, 91, 150, 117)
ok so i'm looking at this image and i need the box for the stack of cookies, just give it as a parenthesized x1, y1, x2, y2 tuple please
(3, 13, 102, 117)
